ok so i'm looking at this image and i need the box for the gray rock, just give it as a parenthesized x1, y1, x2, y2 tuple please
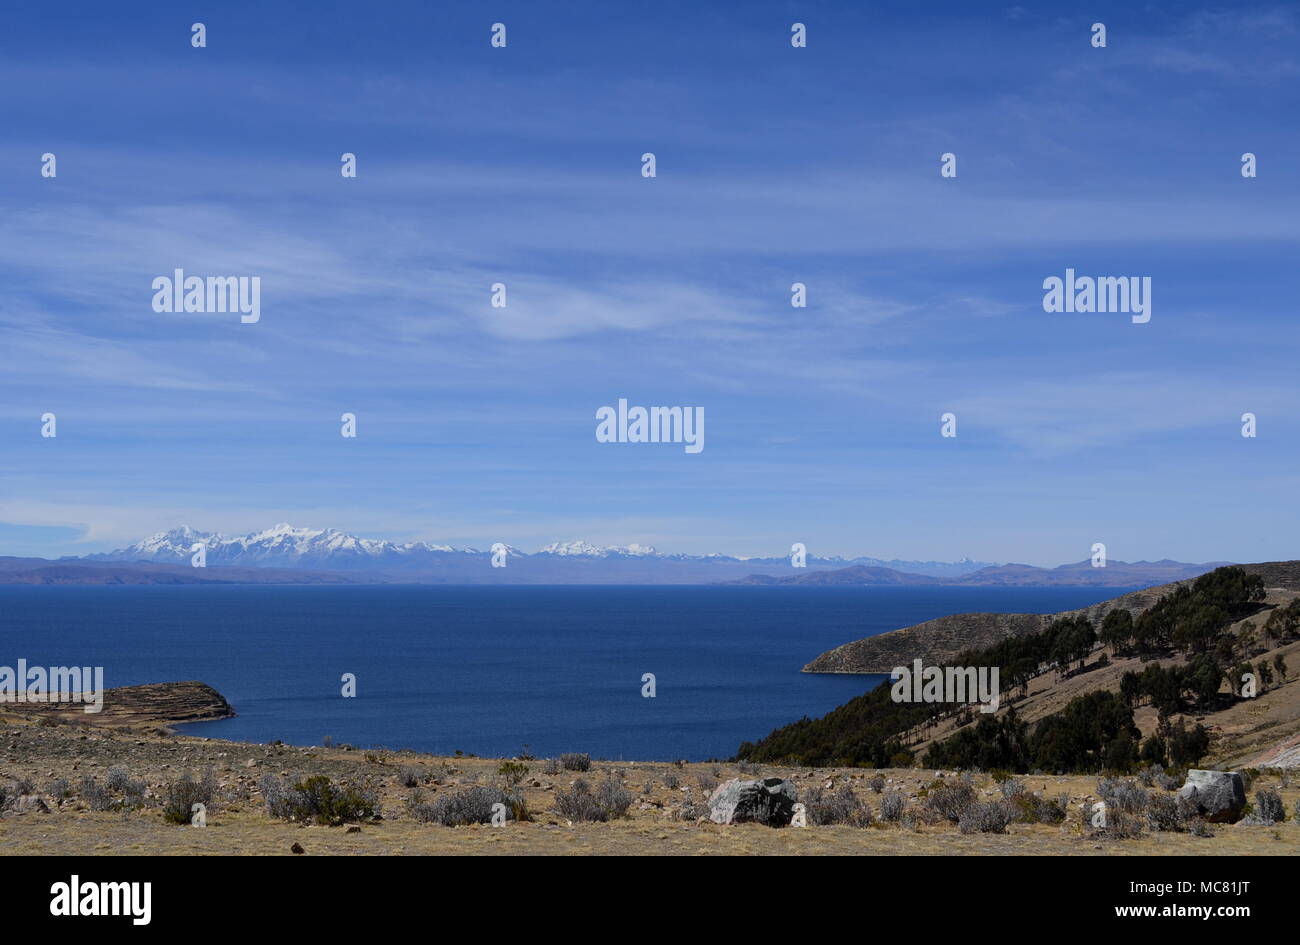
(11, 795, 50, 814)
(1176, 769, 1246, 823)
(708, 777, 797, 826)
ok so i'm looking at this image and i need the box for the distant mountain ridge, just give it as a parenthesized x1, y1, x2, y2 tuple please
(80, 523, 998, 578)
(0, 523, 1221, 586)
(728, 558, 1229, 589)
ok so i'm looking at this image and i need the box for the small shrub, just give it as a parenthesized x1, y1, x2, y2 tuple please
(80, 777, 116, 812)
(880, 790, 907, 822)
(120, 779, 146, 809)
(398, 767, 421, 788)
(999, 778, 1026, 799)
(868, 774, 886, 794)
(161, 770, 217, 825)
(14, 776, 34, 796)
(1093, 808, 1145, 840)
(102, 766, 146, 808)
(1116, 783, 1149, 813)
(1146, 793, 1187, 832)
(674, 788, 705, 822)
(48, 777, 72, 800)
(1097, 778, 1148, 814)
(1248, 789, 1285, 825)
(555, 779, 606, 822)
(555, 776, 632, 822)
(803, 784, 872, 827)
(595, 776, 633, 819)
(261, 774, 377, 825)
(106, 767, 133, 793)
(260, 774, 289, 819)
(958, 800, 1014, 834)
(497, 761, 529, 787)
(409, 785, 526, 826)
(697, 774, 718, 794)
(924, 779, 976, 823)
(1011, 793, 1067, 824)
(663, 771, 680, 790)
(559, 753, 591, 772)
(542, 758, 561, 776)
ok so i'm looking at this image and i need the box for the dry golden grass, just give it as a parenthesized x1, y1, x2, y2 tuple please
(2, 718, 1297, 856)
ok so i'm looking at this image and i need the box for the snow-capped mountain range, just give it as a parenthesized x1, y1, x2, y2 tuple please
(85, 523, 996, 576)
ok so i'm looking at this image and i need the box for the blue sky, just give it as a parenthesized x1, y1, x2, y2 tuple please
(1, 1, 1297, 565)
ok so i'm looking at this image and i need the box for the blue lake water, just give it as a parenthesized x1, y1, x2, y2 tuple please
(0, 584, 1131, 760)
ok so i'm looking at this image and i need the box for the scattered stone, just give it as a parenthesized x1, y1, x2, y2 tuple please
(11, 795, 51, 814)
(290, 842, 305, 854)
(708, 778, 797, 827)
(1177, 770, 1247, 823)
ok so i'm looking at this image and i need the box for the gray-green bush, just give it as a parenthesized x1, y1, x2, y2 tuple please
(555, 776, 633, 822)
(959, 800, 1014, 834)
(409, 785, 526, 826)
(880, 790, 907, 822)
(260, 773, 377, 825)
(162, 770, 217, 825)
(803, 784, 872, 827)
(924, 779, 976, 823)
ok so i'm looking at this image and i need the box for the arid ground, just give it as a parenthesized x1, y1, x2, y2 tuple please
(2, 709, 1297, 855)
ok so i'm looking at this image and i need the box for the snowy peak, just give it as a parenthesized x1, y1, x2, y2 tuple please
(539, 540, 659, 558)
(90, 524, 998, 576)
(131, 525, 222, 555)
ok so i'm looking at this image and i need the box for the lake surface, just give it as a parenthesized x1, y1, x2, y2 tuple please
(0, 584, 1131, 760)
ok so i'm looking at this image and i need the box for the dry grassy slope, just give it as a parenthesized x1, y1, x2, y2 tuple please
(803, 560, 1300, 674)
(3, 717, 1298, 855)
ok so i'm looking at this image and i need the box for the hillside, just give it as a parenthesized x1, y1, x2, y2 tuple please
(803, 562, 1300, 673)
(741, 562, 1300, 772)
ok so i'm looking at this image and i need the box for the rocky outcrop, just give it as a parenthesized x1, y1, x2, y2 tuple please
(708, 777, 797, 826)
(7, 794, 51, 814)
(804, 613, 1050, 674)
(2, 681, 234, 727)
(1176, 770, 1247, 823)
